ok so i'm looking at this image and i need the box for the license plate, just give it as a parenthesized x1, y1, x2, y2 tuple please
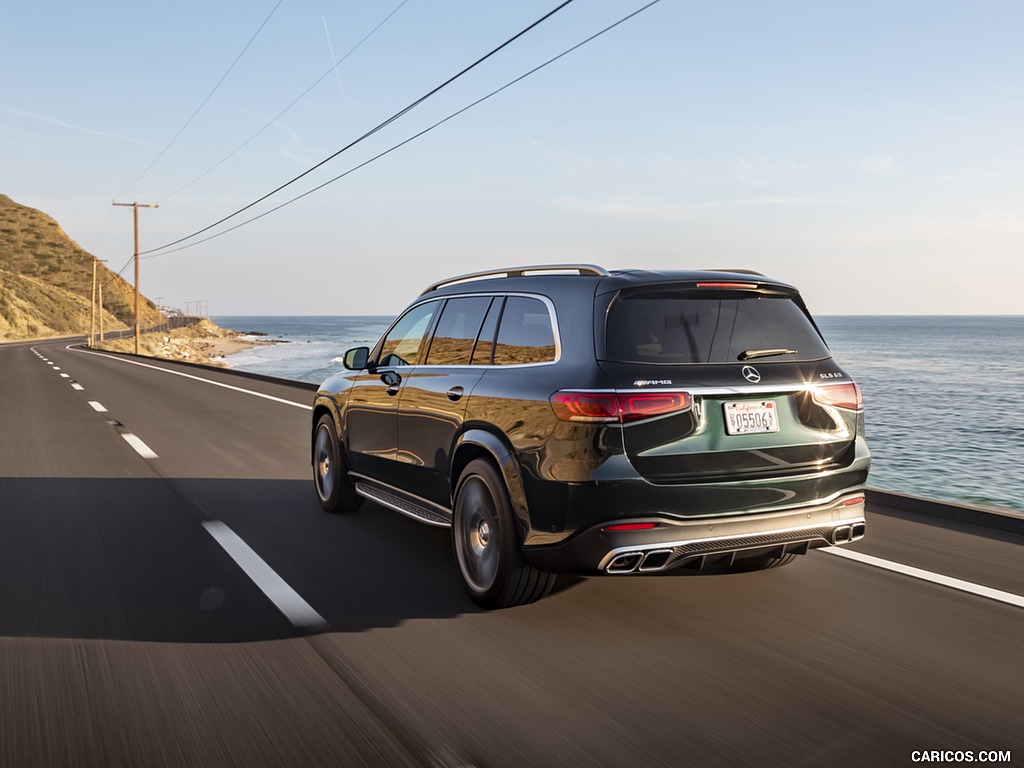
(723, 400, 779, 435)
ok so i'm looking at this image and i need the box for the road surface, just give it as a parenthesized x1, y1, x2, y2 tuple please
(1, 339, 1021, 767)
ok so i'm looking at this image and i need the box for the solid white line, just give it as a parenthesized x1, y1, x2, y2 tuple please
(88, 401, 108, 412)
(203, 521, 326, 628)
(821, 547, 1024, 609)
(121, 433, 158, 459)
(74, 348, 313, 411)
(71, 383, 84, 391)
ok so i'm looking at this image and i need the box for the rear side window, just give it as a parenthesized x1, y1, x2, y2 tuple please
(493, 297, 557, 365)
(605, 294, 829, 363)
(425, 297, 492, 365)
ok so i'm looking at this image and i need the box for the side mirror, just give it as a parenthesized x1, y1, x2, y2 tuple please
(342, 346, 370, 371)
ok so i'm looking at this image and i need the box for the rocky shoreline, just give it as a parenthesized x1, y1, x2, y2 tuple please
(93, 318, 277, 367)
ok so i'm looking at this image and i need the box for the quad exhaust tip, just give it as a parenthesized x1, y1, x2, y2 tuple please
(607, 552, 644, 574)
(832, 522, 866, 546)
(606, 549, 674, 574)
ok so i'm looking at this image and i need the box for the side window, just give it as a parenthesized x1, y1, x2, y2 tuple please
(424, 297, 492, 366)
(378, 301, 438, 367)
(493, 297, 557, 365)
(470, 297, 503, 365)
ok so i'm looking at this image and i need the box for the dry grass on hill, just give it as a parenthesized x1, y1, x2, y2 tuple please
(0, 193, 157, 340)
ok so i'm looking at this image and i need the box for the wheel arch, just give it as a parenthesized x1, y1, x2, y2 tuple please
(311, 397, 341, 465)
(452, 429, 532, 543)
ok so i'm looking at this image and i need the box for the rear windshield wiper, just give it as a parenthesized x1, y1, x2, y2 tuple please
(738, 348, 798, 361)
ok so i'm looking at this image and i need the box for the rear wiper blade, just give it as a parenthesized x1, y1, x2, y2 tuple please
(738, 348, 798, 361)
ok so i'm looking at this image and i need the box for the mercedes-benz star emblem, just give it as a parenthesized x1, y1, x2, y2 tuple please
(741, 365, 761, 383)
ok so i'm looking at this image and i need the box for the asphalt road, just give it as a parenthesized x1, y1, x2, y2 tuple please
(2, 339, 1021, 768)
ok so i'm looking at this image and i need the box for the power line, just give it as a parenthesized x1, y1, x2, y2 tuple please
(115, 0, 285, 199)
(157, 0, 411, 205)
(142, 1, 661, 259)
(139, 0, 578, 256)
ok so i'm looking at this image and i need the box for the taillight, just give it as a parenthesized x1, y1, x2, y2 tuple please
(812, 382, 863, 411)
(550, 391, 691, 423)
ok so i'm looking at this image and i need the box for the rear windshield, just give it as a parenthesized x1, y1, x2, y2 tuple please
(605, 293, 830, 364)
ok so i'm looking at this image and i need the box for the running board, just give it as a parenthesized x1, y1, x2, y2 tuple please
(354, 482, 452, 528)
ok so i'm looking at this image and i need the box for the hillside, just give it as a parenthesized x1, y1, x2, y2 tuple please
(0, 194, 160, 340)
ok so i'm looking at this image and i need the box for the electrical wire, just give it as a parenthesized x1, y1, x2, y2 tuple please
(115, 0, 285, 199)
(157, 0, 410, 205)
(139, 0, 578, 256)
(141, 0, 661, 259)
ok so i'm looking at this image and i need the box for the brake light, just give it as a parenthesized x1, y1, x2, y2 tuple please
(695, 282, 758, 289)
(550, 391, 691, 423)
(812, 382, 863, 411)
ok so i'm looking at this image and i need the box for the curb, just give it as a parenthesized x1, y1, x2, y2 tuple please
(866, 488, 1024, 537)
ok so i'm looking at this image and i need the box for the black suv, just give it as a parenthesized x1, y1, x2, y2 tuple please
(313, 265, 869, 608)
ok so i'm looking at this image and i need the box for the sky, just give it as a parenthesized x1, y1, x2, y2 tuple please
(2, 0, 1022, 316)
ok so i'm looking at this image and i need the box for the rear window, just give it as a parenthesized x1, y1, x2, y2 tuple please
(605, 293, 829, 364)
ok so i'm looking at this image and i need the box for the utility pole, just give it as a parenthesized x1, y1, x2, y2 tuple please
(154, 296, 164, 330)
(98, 285, 105, 343)
(112, 201, 158, 354)
(89, 259, 107, 348)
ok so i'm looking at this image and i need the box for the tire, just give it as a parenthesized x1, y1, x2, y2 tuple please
(313, 414, 363, 513)
(452, 458, 554, 609)
(729, 551, 799, 572)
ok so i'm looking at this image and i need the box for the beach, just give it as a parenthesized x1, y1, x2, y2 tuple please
(93, 318, 271, 367)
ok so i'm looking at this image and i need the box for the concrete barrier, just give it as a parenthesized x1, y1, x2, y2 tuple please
(866, 488, 1024, 537)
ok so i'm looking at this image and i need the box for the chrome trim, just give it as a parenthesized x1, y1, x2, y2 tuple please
(567, 384, 813, 396)
(594, 495, 866, 572)
(420, 264, 608, 295)
(378, 292, 563, 369)
(598, 518, 865, 573)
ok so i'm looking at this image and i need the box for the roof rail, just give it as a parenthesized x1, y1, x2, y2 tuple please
(419, 264, 609, 295)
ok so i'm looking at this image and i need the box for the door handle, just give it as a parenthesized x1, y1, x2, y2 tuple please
(446, 386, 464, 401)
(386, 385, 400, 397)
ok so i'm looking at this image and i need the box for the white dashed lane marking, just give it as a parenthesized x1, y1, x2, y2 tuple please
(203, 521, 326, 628)
(71, 383, 84, 391)
(121, 433, 158, 459)
(88, 401, 108, 413)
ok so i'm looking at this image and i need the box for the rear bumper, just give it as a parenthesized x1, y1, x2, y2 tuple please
(523, 493, 866, 574)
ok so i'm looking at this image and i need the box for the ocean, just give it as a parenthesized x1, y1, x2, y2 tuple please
(213, 314, 1024, 513)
